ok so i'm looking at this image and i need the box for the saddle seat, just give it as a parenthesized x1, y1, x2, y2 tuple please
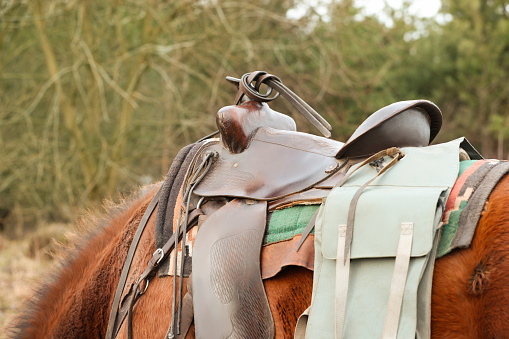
(194, 99, 442, 200)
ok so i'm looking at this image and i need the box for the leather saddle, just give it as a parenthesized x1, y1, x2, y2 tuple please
(190, 76, 442, 338)
(108, 72, 454, 339)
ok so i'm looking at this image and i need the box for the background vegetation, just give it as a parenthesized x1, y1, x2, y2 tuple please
(1, 0, 508, 233)
(0, 0, 508, 329)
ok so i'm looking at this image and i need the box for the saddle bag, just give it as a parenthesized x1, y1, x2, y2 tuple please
(301, 138, 466, 338)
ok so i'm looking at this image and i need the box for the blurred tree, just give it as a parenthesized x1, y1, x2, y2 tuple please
(1, 0, 508, 232)
(0, 0, 333, 231)
(406, 0, 509, 156)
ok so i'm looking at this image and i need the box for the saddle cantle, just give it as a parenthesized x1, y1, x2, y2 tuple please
(336, 100, 442, 158)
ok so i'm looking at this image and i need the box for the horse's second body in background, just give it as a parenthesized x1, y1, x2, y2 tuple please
(9, 176, 509, 338)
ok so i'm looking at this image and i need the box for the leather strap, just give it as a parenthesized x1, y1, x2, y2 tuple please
(342, 148, 404, 262)
(127, 284, 142, 339)
(228, 71, 332, 137)
(296, 160, 349, 251)
(110, 208, 203, 339)
(166, 275, 194, 339)
(106, 186, 162, 339)
(297, 147, 403, 256)
(296, 211, 318, 252)
(382, 222, 414, 339)
(335, 225, 350, 339)
(169, 151, 216, 337)
(334, 148, 402, 189)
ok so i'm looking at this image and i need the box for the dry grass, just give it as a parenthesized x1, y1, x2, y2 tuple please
(0, 224, 69, 333)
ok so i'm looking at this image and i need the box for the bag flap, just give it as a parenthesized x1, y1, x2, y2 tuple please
(340, 138, 465, 188)
(319, 186, 446, 260)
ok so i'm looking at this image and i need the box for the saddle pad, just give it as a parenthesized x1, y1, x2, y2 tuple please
(438, 159, 509, 256)
(265, 205, 319, 244)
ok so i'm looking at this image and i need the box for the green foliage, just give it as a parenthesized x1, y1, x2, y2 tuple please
(1, 0, 508, 231)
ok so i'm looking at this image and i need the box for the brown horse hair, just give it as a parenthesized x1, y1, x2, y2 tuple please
(7, 184, 159, 339)
(431, 174, 509, 338)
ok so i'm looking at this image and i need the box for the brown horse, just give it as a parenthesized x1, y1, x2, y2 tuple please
(8, 174, 509, 338)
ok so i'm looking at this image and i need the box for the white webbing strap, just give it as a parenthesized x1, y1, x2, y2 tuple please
(294, 306, 310, 339)
(382, 222, 414, 339)
(335, 225, 350, 339)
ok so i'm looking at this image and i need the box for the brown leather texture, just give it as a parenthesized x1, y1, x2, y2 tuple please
(217, 101, 296, 154)
(336, 100, 442, 158)
(261, 234, 315, 279)
(255, 127, 343, 157)
(267, 189, 330, 211)
(193, 127, 343, 200)
(227, 71, 332, 137)
(192, 199, 274, 339)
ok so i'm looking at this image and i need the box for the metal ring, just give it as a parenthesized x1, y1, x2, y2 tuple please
(140, 279, 150, 295)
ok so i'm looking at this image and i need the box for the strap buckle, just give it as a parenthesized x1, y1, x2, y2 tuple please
(152, 248, 165, 266)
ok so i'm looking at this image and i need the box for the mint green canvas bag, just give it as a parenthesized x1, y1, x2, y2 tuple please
(301, 138, 465, 339)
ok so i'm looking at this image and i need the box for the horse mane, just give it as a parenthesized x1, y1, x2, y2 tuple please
(7, 183, 160, 338)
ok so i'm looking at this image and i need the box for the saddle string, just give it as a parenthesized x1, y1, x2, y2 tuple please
(177, 156, 215, 333)
(122, 207, 204, 339)
(241, 71, 332, 137)
(230, 71, 332, 138)
(255, 73, 332, 134)
(169, 151, 217, 338)
(296, 158, 350, 252)
(170, 152, 210, 326)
